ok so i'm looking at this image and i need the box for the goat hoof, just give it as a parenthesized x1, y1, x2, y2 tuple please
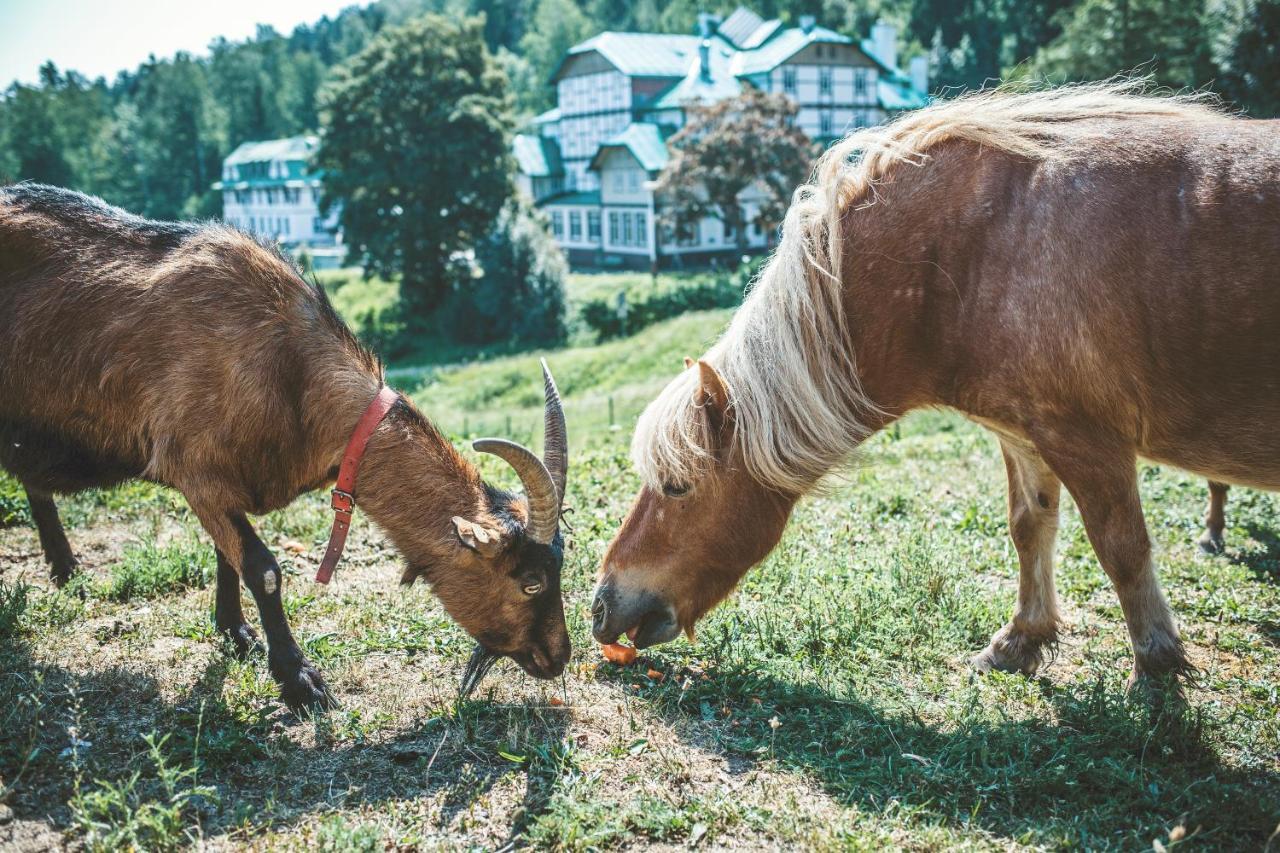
(50, 559, 78, 588)
(279, 665, 338, 713)
(219, 624, 263, 659)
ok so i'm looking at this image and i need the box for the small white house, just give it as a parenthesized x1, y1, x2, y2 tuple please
(214, 136, 342, 264)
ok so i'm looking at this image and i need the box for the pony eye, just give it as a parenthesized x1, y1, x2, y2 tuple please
(662, 482, 690, 498)
(522, 582, 543, 596)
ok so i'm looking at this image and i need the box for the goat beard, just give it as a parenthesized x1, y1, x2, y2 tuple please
(458, 643, 500, 699)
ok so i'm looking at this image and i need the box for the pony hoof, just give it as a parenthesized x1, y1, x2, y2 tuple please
(279, 665, 339, 713)
(971, 647, 1023, 675)
(1196, 532, 1224, 555)
(971, 630, 1046, 676)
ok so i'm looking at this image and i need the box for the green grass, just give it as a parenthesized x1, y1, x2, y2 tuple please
(100, 540, 216, 602)
(2, 303, 1280, 849)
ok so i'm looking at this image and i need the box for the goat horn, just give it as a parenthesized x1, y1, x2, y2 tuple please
(540, 358, 568, 507)
(473, 439, 560, 544)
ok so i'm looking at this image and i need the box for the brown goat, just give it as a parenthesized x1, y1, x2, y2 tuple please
(0, 183, 571, 710)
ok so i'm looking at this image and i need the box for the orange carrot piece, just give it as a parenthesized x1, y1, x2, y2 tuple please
(601, 642, 637, 665)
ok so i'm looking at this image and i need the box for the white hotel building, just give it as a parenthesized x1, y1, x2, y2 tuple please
(214, 136, 343, 265)
(514, 6, 929, 269)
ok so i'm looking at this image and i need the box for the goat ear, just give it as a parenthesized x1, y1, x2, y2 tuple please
(452, 516, 505, 558)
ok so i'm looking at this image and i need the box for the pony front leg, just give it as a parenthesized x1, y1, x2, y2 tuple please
(972, 439, 1062, 675)
(1035, 432, 1190, 686)
(1198, 481, 1229, 554)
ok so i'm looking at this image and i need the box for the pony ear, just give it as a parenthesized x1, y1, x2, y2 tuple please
(696, 360, 730, 413)
(452, 516, 506, 558)
(694, 360, 734, 442)
(684, 356, 695, 369)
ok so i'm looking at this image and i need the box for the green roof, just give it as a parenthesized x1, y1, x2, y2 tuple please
(731, 25, 852, 76)
(878, 74, 929, 110)
(555, 32, 701, 79)
(513, 134, 564, 177)
(224, 135, 317, 166)
(589, 123, 669, 173)
(647, 39, 742, 110)
(539, 189, 602, 207)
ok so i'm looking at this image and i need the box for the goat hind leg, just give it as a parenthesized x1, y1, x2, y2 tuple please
(25, 487, 78, 586)
(214, 549, 261, 658)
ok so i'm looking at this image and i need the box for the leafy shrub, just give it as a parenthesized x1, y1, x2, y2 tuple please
(71, 733, 217, 852)
(0, 581, 30, 639)
(443, 199, 568, 347)
(0, 472, 29, 527)
(581, 259, 761, 341)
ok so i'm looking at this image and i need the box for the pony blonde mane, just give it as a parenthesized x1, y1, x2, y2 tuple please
(633, 81, 1224, 495)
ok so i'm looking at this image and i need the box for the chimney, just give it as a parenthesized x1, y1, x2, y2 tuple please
(909, 55, 929, 95)
(871, 20, 897, 70)
(697, 13, 718, 38)
(798, 15, 816, 34)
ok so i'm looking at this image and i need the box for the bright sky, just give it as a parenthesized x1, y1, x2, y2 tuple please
(0, 0, 358, 87)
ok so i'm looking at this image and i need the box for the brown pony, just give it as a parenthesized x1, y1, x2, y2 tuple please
(595, 83, 1280, 686)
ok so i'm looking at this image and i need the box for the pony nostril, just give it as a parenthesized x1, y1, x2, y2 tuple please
(590, 596, 605, 617)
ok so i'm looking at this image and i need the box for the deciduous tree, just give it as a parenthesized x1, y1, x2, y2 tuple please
(657, 88, 814, 256)
(318, 14, 515, 313)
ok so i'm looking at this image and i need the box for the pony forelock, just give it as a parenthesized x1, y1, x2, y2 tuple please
(632, 79, 1224, 496)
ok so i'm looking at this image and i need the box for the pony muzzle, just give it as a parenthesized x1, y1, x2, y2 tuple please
(591, 582, 680, 649)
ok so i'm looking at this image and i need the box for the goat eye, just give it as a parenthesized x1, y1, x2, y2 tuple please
(522, 582, 543, 596)
(662, 482, 690, 498)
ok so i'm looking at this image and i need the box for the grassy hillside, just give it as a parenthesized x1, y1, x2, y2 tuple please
(389, 308, 731, 445)
(3, 305, 1280, 849)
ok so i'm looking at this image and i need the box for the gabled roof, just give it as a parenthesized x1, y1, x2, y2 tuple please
(878, 75, 929, 111)
(224, 135, 317, 166)
(646, 39, 741, 111)
(553, 33, 701, 80)
(588, 123, 668, 172)
(539, 189, 601, 207)
(717, 7, 766, 47)
(513, 134, 564, 178)
(532, 107, 561, 126)
(730, 25, 854, 77)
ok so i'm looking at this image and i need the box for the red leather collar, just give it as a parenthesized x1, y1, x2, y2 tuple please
(315, 386, 399, 584)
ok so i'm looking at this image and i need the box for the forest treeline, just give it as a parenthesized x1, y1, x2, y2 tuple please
(1, 0, 1275, 222)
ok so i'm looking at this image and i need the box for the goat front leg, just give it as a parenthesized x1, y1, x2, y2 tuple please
(1197, 481, 1228, 554)
(230, 514, 336, 711)
(214, 549, 262, 658)
(191, 504, 336, 711)
(1035, 430, 1190, 687)
(25, 486, 78, 587)
(972, 438, 1062, 675)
